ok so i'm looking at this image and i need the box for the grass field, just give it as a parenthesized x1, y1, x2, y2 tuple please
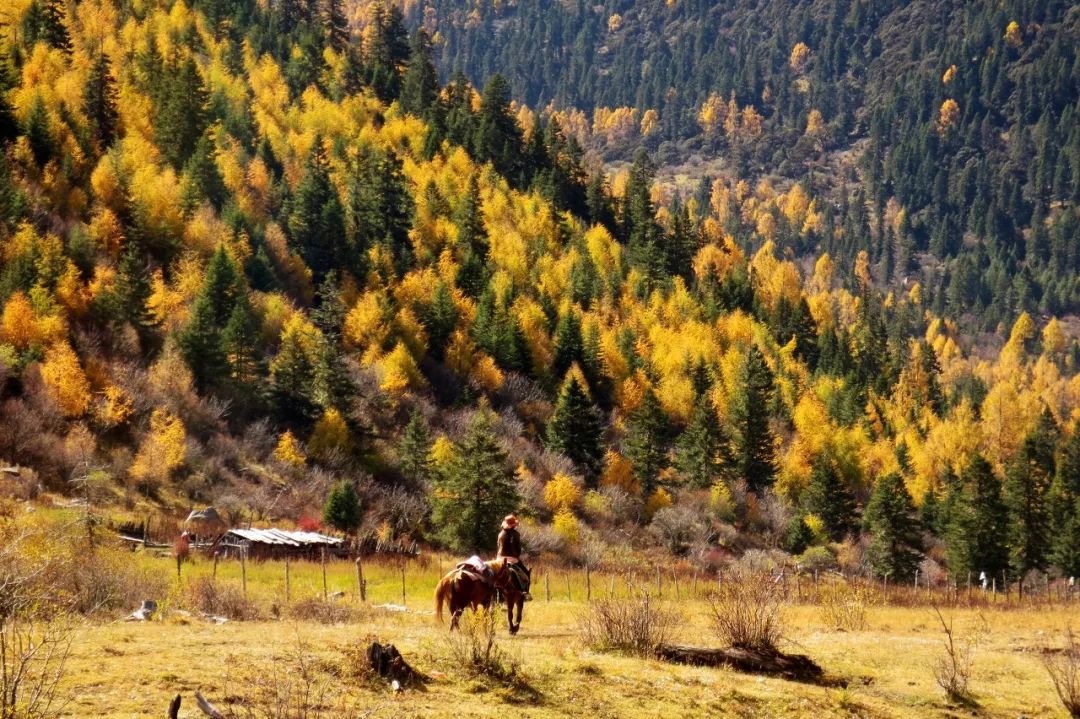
(51, 552, 1079, 718)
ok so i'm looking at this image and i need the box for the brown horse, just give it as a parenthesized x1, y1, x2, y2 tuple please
(489, 557, 531, 635)
(434, 563, 494, 630)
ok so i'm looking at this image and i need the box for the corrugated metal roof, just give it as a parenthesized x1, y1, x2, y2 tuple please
(225, 528, 344, 546)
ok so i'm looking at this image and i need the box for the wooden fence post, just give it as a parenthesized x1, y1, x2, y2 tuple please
(585, 564, 591, 602)
(285, 557, 291, 604)
(566, 573, 571, 601)
(355, 558, 366, 602)
(401, 560, 407, 607)
(241, 548, 248, 599)
(212, 551, 219, 580)
(656, 566, 662, 598)
(321, 547, 328, 601)
(672, 568, 679, 601)
(608, 573, 615, 598)
(545, 572, 550, 602)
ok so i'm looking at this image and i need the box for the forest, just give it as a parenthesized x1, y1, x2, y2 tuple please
(0, 0, 1079, 592)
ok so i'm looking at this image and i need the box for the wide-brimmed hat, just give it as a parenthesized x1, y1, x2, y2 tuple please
(502, 514, 518, 529)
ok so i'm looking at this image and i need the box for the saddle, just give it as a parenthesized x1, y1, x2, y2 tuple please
(455, 555, 494, 586)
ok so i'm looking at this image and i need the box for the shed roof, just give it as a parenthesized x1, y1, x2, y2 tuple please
(225, 528, 344, 546)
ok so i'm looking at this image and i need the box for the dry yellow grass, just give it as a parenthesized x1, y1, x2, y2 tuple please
(53, 553, 1076, 718)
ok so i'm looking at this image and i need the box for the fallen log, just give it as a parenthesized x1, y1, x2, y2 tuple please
(656, 644, 823, 682)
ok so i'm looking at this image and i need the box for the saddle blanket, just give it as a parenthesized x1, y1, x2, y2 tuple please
(455, 556, 493, 585)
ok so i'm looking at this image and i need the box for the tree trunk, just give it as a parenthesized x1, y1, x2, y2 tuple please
(656, 644, 823, 682)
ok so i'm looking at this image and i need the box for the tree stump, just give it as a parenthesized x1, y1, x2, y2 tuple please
(656, 644, 823, 682)
(366, 642, 424, 688)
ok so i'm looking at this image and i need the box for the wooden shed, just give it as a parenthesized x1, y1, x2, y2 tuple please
(213, 528, 345, 560)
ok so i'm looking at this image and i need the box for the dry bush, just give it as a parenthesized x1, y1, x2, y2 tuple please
(220, 640, 349, 719)
(1043, 628, 1080, 717)
(445, 606, 518, 680)
(932, 606, 986, 704)
(818, 581, 871, 631)
(709, 566, 786, 651)
(186, 576, 260, 621)
(286, 599, 365, 625)
(578, 590, 679, 657)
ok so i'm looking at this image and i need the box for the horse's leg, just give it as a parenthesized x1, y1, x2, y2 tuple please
(514, 597, 523, 633)
(505, 595, 514, 634)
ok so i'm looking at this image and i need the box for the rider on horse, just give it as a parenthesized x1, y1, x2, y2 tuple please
(497, 514, 531, 600)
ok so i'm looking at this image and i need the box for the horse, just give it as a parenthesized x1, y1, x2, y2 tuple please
(434, 562, 495, 631)
(489, 557, 531, 636)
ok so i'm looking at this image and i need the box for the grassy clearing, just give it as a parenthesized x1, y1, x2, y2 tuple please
(55, 552, 1077, 718)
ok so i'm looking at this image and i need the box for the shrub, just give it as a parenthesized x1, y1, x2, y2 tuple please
(578, 591, 678, 657)
(818, 581, 870, 631)
(709, 566, 786, 651)
(1042, 628, 1080, 718)
(220, 639, 347, 718)
(186, 576, 260, 621)
(445, 606, 518, 680)
(932, 606, 985, 704)
(287, 598, 364, 625)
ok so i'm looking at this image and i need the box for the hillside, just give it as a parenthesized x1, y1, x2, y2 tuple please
(409, 0, 1080, 329)
(0, 0, 1079, 597)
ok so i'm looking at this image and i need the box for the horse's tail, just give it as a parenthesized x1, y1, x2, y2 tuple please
(434, 573, 453, 622)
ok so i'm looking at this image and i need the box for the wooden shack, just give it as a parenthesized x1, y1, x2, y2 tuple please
(213, 528, 345, 560)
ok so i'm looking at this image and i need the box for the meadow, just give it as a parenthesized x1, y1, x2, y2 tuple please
(49, 549, 1080, 719)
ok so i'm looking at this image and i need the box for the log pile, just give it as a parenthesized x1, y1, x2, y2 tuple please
(656, 644, 823, 682)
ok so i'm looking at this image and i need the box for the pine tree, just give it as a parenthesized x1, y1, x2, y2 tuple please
(431, 410, 519, 553)
(178, 294, 228, 390)
(324, 0, 349, 53)
(289, 138, 347, 283)
(221, 291, 260, 385)
(181, 132, 227, 212)
(552, 310, 584, 380)
(312, 275, 354, 411)
(803, 451, 857, 541)
(83, 52, 119, 151)
(398, 408, 433, 488)
(25, 95, 53, 167)
(269, 327, 319, 427)
(546, 372, 605, 482)
(730, 344, 776, 492)
(944, 454, 1008, 579)
(454, 175, 488, 297)
(473, 74, 523, 183)
(400, 29, 439, 117)
(114, 243, 156, 339)
(1005, 414, 1056, 577)
(421, 281, 457, 360)
(323, 480, 362, 534)
(364, 2, 409, 102)
(40, 0, 72, 55)
(674, 395, 731, 488)
(153, 54, 208, 170)
(623, 387, 671, 496)
(201, 246, 241, 325)
(863, 472, 923, 580)
(783, 514, 814, 555)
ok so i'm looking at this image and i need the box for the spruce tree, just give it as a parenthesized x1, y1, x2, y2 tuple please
(623, 387, 671, 496)
(181, 132, 227, 212)
(730, 344, 776, 492)
(431, 410, 519, 553)
(311, 275, 355, 411)
(114, 243, 156, 339)
(289, 138, 347, 283)
(221, 291, 260, 386)
(473, 74, 523, 183)
(863, 472, 923, 580)
(1005, 416, 1056, 577)
(552, 310, 584, 380)
(178, 294, 228, 390)
(400, 29, 439, 117)
(83, 52, 119, 151)
(269, 327, 319, 427)
(40, 0, 72, 55)
(324, 0, 349, 53)
(398, 408, 433, 489)
(454, 175, 488, 297)
(674, 395, 731, 489)
(944, 454, 1008, 579)
(153, 54, 208, 170)
(546, 372, 605, 482)
(803, 451, 857, 541)
(323, 480, 362, 534)
(25, 95, 53, 167)
(421, 281, 457, 360)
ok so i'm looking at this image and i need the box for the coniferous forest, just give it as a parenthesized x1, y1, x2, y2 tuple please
(1, 0, 1080, 588)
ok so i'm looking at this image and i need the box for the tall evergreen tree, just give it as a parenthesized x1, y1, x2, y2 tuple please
(1005, 413, 1057, 577)
(269, 325, 320, 427)
(324, 0, 349, 53)
(623, 387, 671, 496)
(863, 472, 923, 580)
(730, 344, 776, 492)
(289, 138, 347, 283)
(431, 410, 519, 553)
(113, 243, 156, 340)
(24, 95, 53, 167)
(551, 310, 584, 379)
(454, 175, 489, 297)
(180, 132, 227, 212)
(38, 0, 72, 55)
(153, 54, 208, 170)
(178, 294, 228, 390)
(83, 52, 119, 151)
(421, 281, 457, 360)
(473, 74, 524, 183)
(944, 455, 1009, 579)
(398, 408, 433, 489)
(400, 29, 439, 117)
(311, 275, 354, 411)
(803, 451, 857, 541)
(221, 291, 260, 387)
(364, 1, 409, 102)
(674, 394, 731, 488)
(546, 372, 605, 482)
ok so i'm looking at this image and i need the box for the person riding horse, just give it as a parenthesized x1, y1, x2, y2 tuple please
(496, 514, 531, 601)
